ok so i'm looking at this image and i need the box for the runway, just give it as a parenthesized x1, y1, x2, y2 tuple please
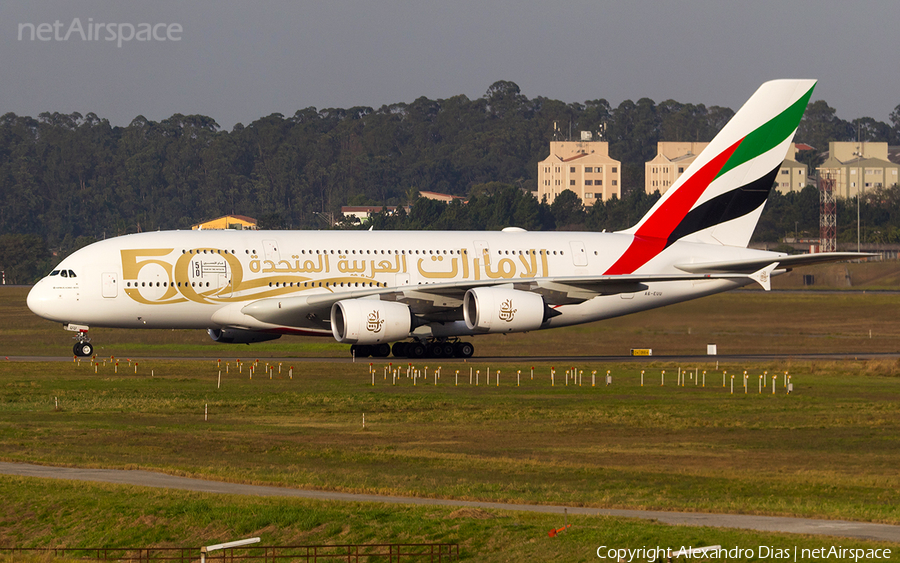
(6, 352, 900, 363)
(1, 462, 898, 543)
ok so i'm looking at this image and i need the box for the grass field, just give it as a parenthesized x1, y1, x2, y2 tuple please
(1, 357, 899, 560)
(2, 282, 899, 560)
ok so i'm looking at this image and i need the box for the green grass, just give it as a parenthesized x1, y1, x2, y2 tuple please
(4, 283, 900, 558)
(2, 359, 899, 527)
(0, 475, 897, 562)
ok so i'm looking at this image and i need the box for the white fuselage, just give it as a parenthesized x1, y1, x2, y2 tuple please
(27, 228, 773, 340)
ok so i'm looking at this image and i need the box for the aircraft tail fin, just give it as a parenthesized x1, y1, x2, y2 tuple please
(607, 79, 815, 274)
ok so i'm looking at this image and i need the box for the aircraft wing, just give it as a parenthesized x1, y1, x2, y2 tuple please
(237, 271, 775, 329)
(675, 252, 875, 274)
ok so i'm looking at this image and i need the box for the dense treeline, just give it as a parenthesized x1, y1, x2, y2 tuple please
(1, 81, 900, 283)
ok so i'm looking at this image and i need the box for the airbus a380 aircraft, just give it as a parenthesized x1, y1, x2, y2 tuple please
(28, 80, 867, 358)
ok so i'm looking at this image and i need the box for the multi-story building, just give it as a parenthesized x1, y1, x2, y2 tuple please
(646, 142, 809, 195)
(644, 142, 708, 195)
(816, 142, 900, 199)
(537, 137, 621, 205)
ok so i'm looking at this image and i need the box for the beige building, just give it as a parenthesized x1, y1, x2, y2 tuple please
(191, 215, 257, 230)
(817, 142, 900, 198)
(774, 146, 808, 194)
(646, 142, 809, 195)
(537, 139, 621, 205)
(645, 142, 708, 194)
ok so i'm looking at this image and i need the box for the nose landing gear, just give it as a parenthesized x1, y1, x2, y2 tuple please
(66, 324, 94, 357)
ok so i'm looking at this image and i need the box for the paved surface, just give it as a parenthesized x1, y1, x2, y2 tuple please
(2, 462, 899, 543)
(7, 352, 900, 364)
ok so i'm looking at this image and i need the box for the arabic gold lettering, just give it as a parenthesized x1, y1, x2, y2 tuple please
(249, 256, 261, 273)
(416, 255, 459, 279)
(485, 258, 515, 279)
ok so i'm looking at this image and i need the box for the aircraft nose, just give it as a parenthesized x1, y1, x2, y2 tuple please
(27, 278, 58, 321)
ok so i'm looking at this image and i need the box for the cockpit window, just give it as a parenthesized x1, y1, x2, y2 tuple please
(50, 270, 60, 276)
(68, 270, 76, 278)
(60, 271, 68, 278)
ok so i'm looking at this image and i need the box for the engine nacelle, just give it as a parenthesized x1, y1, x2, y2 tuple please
(331, 300, 412, 344)
(463, 287, 546, 333)
(208, 328, 282, 344)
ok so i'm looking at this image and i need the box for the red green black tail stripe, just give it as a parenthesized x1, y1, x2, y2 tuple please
(604, 84, 814, 276)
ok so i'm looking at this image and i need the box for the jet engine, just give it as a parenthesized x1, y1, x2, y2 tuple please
(331, 300, 412, 344)
(463, 287, 546, 333)
(208, 328, 282, 344)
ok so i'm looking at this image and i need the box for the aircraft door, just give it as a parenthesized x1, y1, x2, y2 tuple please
(101, 273, 118, 298)
(189, 251, 230, 297)
(263, 240, 280, 263)
(474, 240, 490, 279)
(569, 241, 588, 266)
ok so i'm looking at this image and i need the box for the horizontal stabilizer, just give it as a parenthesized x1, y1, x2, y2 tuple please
(675, 252, 876, 274)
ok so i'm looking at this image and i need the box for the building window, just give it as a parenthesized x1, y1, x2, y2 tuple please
(781, 170, 789, 175)
(597, 180, 602, 186)
(585, 193, 594, 198)
(570, 180, 576, 185)
(597, 167, 602, 173)
(612, 167, 618, 173)
(612, 180, 617, 186)
(585, 167, 593, 173)
(585, 180, 593, 186)
(678, 167, 684, 173)
(570, 167, 576, 173)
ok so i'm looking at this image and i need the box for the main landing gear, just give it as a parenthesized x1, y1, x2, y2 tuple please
(351, 339, 474, 359)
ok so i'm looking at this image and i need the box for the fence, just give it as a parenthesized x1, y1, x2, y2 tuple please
(0, 543, 459, 562)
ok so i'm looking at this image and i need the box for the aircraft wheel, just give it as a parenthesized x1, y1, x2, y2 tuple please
(374, 343, 391, 358)
(391, 342, 408, 357)
(427, 343, 443, 357)
(409, 342, 426, 358)
(441, 342, 455, 357)
(73, 342, 94, 357)
(455, 341, 474, 358)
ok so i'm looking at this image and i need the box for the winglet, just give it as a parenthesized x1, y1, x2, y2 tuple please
(749, 263, 778, 291)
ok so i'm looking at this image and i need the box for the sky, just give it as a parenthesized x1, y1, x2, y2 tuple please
(2, 1, 897, 130)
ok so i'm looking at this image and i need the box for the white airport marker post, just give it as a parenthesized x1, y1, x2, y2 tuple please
(200, 538, 260, 563)
(661, 370, 665, 386)
(641, 370, 644, 387)
(517, 370, 520, 387)
(730, 375, 734, 395)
